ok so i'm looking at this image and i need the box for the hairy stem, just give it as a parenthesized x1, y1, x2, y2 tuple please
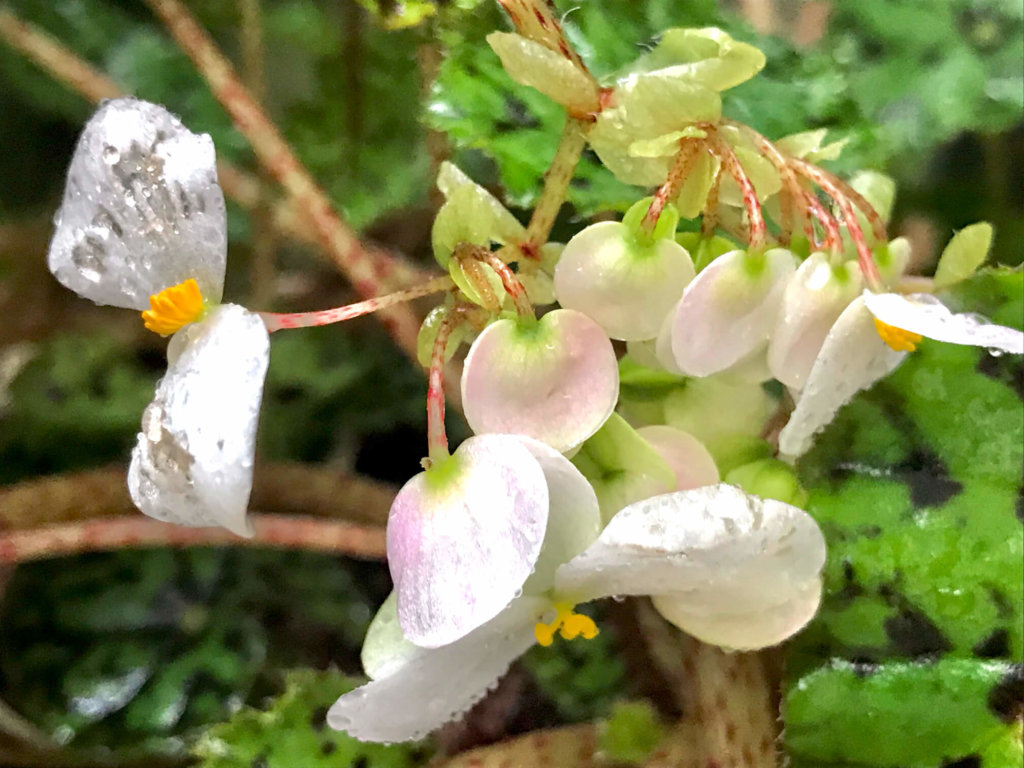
(260, 275, 454, 332)
(524, 117, 589, 247)
(426, 314, 459, 465)
(643, 138, 703, 232)
(710, 132, 767, 251)
(144, 0, 425, 359)
(474, 250, 534, 317)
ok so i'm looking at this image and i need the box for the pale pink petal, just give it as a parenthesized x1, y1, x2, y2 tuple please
(516, 437, 602, 594)
(768, 254, 863, 389)
(387, 435, 548, 647)
(778, 296, 906, 459)
(553, 485, 826, 651)
(461, 309, 619, 453)
(329, 597, 546, 743)
(554, 221, 695, 341)
(671, 248, 795, 376)
(636, 425, 719, 490)
(864, 291, 1024, 354)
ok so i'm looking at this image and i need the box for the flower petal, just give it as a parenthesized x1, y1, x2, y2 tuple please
(671, 248, 795, 376)
(48, 98, 227, 310)
(768, 255, 863, 389)
(387, 435, 548, 647)
(127, 304, 269, 537)
(361, 592, 414, 681)
(554, 221, 695, 341)
(487, 32, 600, 116)
(863, 291, 1024, 354)
(778, 296, 906, 458)
(636, 425, 719, 490)
(516, 437, 602, 595)
(461, 310, 619, 453)
(553, 484, 826, 651)
(652, 579, 821, 650)
(329, 597, 546, 743)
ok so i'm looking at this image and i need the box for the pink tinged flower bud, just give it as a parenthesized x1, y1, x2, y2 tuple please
(386, 435, 549, 648)
(461, 309, 619, 453)
(636, 425, 720, 491)
(554, 221, 695, 341)
(768, 254, 863, 390)
(670, 248, 795, 376)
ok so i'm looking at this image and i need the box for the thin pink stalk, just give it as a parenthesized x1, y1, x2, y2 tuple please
(144, 0, 424, 359)
(701, 163, 723, 238)
(801, 190, 842, 258)
(710, 133, 767, 251)
(475, 251, 534, 317)
(426, 314, 459, 465)
(642, 138, 702, 232)
(791, 158, 882, 287)
(261, 275, 453, 333)
(732, 123, 805, 245)
(0, 514, 385, 564)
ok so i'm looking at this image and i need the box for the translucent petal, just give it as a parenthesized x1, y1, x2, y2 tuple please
(48, 98, 227, 310)
(636, 426, 719, 490)
(932, 223, 993, 289)
(717, 143, 782, 207)
(387, 435, 548, 647)
(517, 437, 602, 595)
(361, 592, 414, 680)
(589, 76, 721, 186)
(670, 248, 795, 376)
(768, 255, 863, 389)
(431, 162, 525, 266)
(652, 579, 821, 650)
(487, 32, 600, 116)
(127, 304, 269, 537)
(864, 291, 1024, 354)
(775, 128, 847, 163)
(778, 296, 906, 459)
(329, 597, 546, 743)
(630, 27, 766, 92)
(461, 310, 619, 453)
(554, 222, 695, 341)
(553, 484, 826, 646)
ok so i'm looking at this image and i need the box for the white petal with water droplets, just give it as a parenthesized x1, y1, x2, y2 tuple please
(461, 310, 619, 453)
(778, 296, 905, 459)
(863, 291, 1024, 354)
(127, 304, 269, 537)
(387, 435, 548, 648)
(329, 597, 546, 743)
(671, 248, 795, 376)
(48, 98, 227, 309)
(652, 579, 822, 650)
(553, 485, 826, 645)
(768, 255, 863, 389)
(517, 437, 602, 595)
(554, 222, 695, 341)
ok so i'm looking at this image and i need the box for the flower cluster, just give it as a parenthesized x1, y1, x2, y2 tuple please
(46, 17, 1023, 750)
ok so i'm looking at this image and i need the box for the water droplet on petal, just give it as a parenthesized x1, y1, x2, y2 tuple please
(102, 145, 120, 164)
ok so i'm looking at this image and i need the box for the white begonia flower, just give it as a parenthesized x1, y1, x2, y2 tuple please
(329, 484, 826, 743)
(778, 291, 1024, 459)
(47, 97, 268, 537)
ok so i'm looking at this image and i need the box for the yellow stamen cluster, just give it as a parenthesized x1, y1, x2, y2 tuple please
(142, 278, 206, 336)
(533, 602, 599, 647)
(873, 318, 922, 352)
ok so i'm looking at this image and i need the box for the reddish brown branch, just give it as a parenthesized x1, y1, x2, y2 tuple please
(643, 138, 703, 231)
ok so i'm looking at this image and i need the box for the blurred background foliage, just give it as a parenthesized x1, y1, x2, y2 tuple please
(0, 0, 1020, 766)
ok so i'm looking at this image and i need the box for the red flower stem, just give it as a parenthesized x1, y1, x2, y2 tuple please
(143, 0, 424, 360)
(710, 133, 767, 251)
(642, 138, 703, 232)
(0, 514, 386, 564)
(701, 163, 723, 238)
(475, 251, 535, 318)
(804, 162, 887, 243)
(260, 275, 453, 333)
(791, 158, 882, 287)
(801, 190, 842, 258)
(731, 122, 805, 245)
(426, 313, 459, 465)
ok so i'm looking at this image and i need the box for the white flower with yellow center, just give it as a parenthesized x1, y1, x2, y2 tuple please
(329, 483, 826, 743)
(47, 97, 268, 537)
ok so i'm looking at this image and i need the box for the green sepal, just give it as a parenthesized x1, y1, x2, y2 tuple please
(629, 27, 766, 93)
(621, 197, 680, 246)
(725, 458, 808, 508)
(598, 701, 665, 764)
(676, 232, 738, 272)
(933, 222, 994, 289)
(416, 305, 468, 369)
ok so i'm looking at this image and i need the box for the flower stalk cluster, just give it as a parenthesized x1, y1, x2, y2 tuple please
(44, 8, 1023, 751)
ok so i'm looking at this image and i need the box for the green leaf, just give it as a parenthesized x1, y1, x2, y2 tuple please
(194, 670, 426, 767)
(597, 700, 664, 764)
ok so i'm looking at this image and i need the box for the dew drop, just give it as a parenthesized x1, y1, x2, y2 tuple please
(102, 145, 120, 164)
(987, 348, 1005, 358)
